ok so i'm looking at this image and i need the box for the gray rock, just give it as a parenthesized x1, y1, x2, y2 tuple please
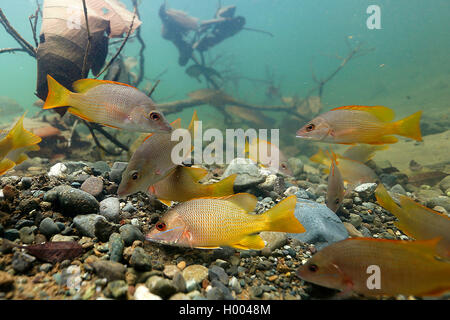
(12, 252, 36, 273)
(427, 196, 450, 212)
(108, 233, 124, 262)
(182, 265, 209, 285)
(80, 176, 104, 199)
(15, 219, 34, 230)
(91, 161, 111, 175)
(172, 272, 186, 293)
(223, 158, 265, 190)
(349, 213, 363, 228)
(39, 263, 53, 272)
(209, 280, 234, 300)
(17, 198, 40, 214)
(439, 175, 450, 193)
(119, 224, 145, 246)
(354, 183, 378, 200)
(94, 218, 119, 242)
(99, 197, 120, 222)
(39, 217, 60, 238)
(58, 187, 99, 216)
(259, 231, 287, 251)
(287, 199, 349, 250)
(106, 280, 128, 299)
(20, 177, 32, 189)
(146, 276, 178, 299)
(130, 247, 152, 271)
(208, 265, 228, 285)
(63, 161, 90, 174)
(390, 184, 406, 195)
(4, 229, 19, 241)
(110, 162, 128, 184)
(122, 203, 137, 213)
(90, 260, 126, 281)
(295, 188, 309, 199)
(73, 214, 106, 238)
(19, 226, 35, 244)
(229, 276, 242, 293)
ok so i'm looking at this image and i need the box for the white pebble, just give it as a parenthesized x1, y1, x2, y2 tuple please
(48, 163, 67, 177)
(134, 284, 162, 300)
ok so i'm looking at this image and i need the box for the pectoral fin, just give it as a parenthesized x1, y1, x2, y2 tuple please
(232, 234, 265, 250)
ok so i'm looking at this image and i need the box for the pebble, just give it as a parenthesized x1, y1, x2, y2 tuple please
(19, 226, 35, 244)
(130, 247, 152, 271)
(177, 261, 186, 271)
(109, 162, 128, 184)
(94, 218, 119, 242)
(229, 276, 242, 293)
(48, 163, 67, 177)
(259, 231, 287, 252)
(81, 176, 104, 199)
(91, 161, 111, 175)
(73, 214, 106, 238)
(287, 158, 304, 177)
(438, 175, 450, 193)
(4, 229, 20, 241)
(12, 252, 36, 273)
(354, 183, 377, 200)
(0, 271, 14, 292)
(146, 276, 178, 299)
(108, 233, 124, 262)
(163, 265, 180, 279)
(58, 187, 99, 216)
(90, 259, 126, 281)
(134, 284, 162, 300)
(349, 213, 363, 228)
(99, 197, 121, 223)
(39, 263, 53, 273)
(294, 189, 309, 200)
(51, 234, 77, 242)
(343, 222, 363, 237)
(390, 184, 406, 195)
(39, 217, 60, 238)
(119, 224, 145, 246)
(182, 265, 209, 285)
(106, 280, 128, 299)
(222, 158, 265, 190)
(426, 196, 450, 212)
(208, 265, 229, 285)
(20, 177, 32, 189)
(172, 272, 186, 293)
(122, 203, 137, 213)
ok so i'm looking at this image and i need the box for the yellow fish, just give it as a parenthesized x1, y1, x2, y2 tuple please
(43, 75, 172, 133)
(146, 194, 305, 250)
(375, 183, 450, 258)
(297, 237, 450, 297)
(0, 113, 41, 175)
(326, 152, 345, 212)
(296, 105, 422, 145)
(148, 165, 237, 206)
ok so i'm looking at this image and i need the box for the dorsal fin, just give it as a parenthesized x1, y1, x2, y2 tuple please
(72, 78, 136, 93)
(220, 193, 258, 212)
(330, 105, 395, 122)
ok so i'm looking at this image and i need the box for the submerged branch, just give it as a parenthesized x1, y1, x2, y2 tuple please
(0, 48, 28, 54)
(81, 0, 92, 77)
(131, 0, 145, 87)
(96, 8, 137, 79)
(0, 8, 36, 57)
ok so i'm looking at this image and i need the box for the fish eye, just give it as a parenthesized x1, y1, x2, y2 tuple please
(155, 222, 167, 231)
(305, 123, 315, 132)
(131, 171, 139, 180)
(308, 264, 319, 272)
(281, 163, 287, 169)
(335, 198, 340, 205)
(149, 112, 161, 121)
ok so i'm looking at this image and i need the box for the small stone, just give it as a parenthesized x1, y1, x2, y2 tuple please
(130, 247, 152, 271)
(91, 161, 111, 175)
(94, 218, 119, 242)
(250, 286, 263, 298)
(390, 184, 406, 195)
(177, 261, 186, 271)
(287, 158, 304, 177)
(99, 197, 120, 222)
(39, 217, 60, 238)
(163, 265, 180, 279)
(438, 175, 450, 193)
(169, 293, 190, 300)
(108, 233, 124, 262)
(349, 213, 363, 228)
(90, 259, 126, 281)
(73, 214, 106, 238)
(58, 187, 99, 216)
(208, 265, 228, 285)
(122, 203, 137, 213)
(229, 276, 242, 293)
(260, 231, 287, 251)
(106, 280, 128, 299)
(48, 163, 67, 177)
(146, 276, 178, 299)
(354, 183, 378, 200)
(223, 158, 265, 190)
(426, 196, 450, 212)
(39, 263, 53, 273)
(20, 177, 32, 189)
(172, 272, 186, 293)
(110, 162, 128, 184)
(119, 224, 145, 246)
(134, 284, 162, 300)
(4, 229, 20, 241)
(19, 226, 35, 244)
(51, 234, 77, 242)
(81, 176, 104, 199)
(12, 252, 36, 273)
(182, 265, 209, 285)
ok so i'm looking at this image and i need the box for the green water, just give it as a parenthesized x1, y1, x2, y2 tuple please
(1, 0, 449, 129)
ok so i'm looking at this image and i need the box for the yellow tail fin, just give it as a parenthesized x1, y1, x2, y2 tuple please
(264, 195, 305, 233)
(8, 113, 42, 151)
(43, 75, 72, 109)
(392, 111, 422, 141)
(210, 173, 236, 197)
(0, 159, 16, 176)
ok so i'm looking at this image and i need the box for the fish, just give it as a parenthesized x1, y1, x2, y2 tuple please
(148, 165, 237, 206)
(297, 237, 450, 297)
(310, 148, 378, 188)
(1, 239, 84, 264)
(117, 111, 198, 197)
(145, 194, 305, 250)
(43, 75, 172, 133)
(375, 184, 450, 258)
(0, 113, 42, 175)
(326, 152, 345, 212)
(296, 106, 422, 145)
(244, 137, 293, 176)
